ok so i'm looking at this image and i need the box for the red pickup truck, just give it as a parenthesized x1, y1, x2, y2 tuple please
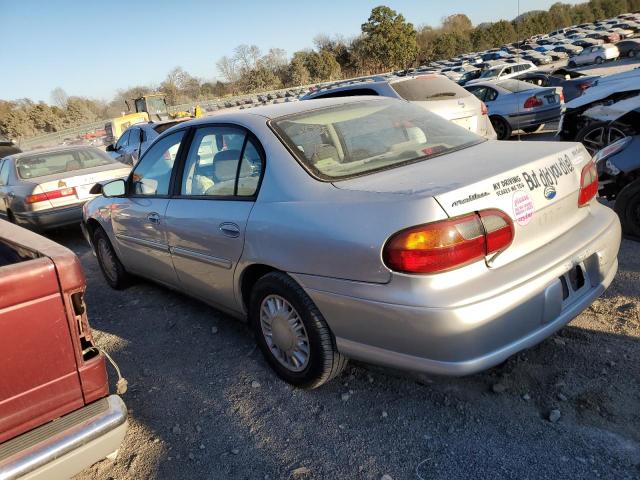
(0, 219, 127, 479)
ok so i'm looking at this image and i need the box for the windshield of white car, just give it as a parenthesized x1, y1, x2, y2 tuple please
(389, 76, 470, 101)
(16, 148, 117, 179)
(273, 99, 484, 180)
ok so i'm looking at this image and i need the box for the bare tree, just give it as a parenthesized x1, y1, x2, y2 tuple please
(233, 44, 261, 71)
(50, 87, 68, 108)
(216, 55, 240, 83)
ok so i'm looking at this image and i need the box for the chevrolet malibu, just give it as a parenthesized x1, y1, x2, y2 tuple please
(82, 97, 621, 388)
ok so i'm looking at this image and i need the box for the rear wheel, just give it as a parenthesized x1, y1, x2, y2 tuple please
(595, 56, 604, 64)
(490, 116, 512, 140)
(6, 210, 15, 224)
(93, 227, 130, 289)
(629, 50, 638, 58)
(576, 121, 628, 155)
(522, 124, 544, 134)
(568, 60, 577, 68)
(614, 180, 640, 238)
(249, 272, 348, 388)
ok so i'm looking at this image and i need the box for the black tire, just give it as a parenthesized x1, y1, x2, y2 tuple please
(93, 227, 130, 289)
(629, 50, 637, 58)
(249, 272, 348, 388)
(568, 61, 577, 68)
(614, 180, 640, 238)
(6, 210, 15, 224)
(522, 124, 544, 134)
(490, 116, 512, 140)
(595, 56, 603, 65)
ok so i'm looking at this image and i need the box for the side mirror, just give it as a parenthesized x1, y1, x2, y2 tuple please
(106, 144, 116, 152)
(101, 179, 126, 198)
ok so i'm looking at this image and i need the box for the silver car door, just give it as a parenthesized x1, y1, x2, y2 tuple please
(110, 129, 186, 287)
(164, 125, 263, 311)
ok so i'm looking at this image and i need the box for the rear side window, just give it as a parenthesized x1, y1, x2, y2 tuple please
(0, 161, 9, 185)
(313, 88, 378, 99)
(390, 77, 470, 101)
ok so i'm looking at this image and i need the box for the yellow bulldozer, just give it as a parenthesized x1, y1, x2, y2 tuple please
(104, 94, 203, 143)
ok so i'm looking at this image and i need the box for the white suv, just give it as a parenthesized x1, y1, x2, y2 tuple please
(568, 44, 620, 66)
(466, 61, 537, 85)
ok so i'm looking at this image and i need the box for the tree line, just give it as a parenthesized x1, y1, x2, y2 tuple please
(2, 0, 639, 140)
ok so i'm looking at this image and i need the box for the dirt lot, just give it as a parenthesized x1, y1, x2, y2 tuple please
(52, 224, 640, 480)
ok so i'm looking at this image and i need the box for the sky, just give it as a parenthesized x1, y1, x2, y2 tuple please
(0, 0, 584, 103)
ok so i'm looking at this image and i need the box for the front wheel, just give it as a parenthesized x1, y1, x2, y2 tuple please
(614, 180, 640, 238)
(595, 56, 604, 64)
(250, 272, 348, 388)
(93, 227, 131, 289)
(568, 60, 577, 68)
(490, 116, 512, 140)
(629, 50, 637, 58)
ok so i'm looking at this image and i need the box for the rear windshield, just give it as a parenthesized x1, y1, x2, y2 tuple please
(390, 77, 470, 101)
(496, 79, 536, 92)
(16, 148, 117, 179)
(272, 99, 483, 180)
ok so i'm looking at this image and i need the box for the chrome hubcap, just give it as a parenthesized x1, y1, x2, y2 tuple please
(97, 238, 117, 283)
(581, 126, 626, 155)
(260, 294, 310, 372)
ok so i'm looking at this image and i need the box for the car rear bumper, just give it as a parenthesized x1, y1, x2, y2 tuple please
(295, 204, 621, 376)
(0, 395, 127, 480)
(13, 203, 84, 230)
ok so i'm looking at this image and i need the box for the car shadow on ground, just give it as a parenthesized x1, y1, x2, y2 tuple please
(46, 227, 639, 480)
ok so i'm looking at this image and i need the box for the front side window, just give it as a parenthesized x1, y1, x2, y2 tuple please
(273, 99, 483, 180)
(181, 126, 262, 197)
(116, 130, 130, 149)
(131, 130, 184, 196)
(0, 161, 9, 185)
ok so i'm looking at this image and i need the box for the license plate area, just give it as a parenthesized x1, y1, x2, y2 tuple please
(559, 264, 589, 303)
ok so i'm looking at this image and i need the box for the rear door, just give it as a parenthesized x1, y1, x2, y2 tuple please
(110, 129, 185, 287)
(164, 125, 263, 310)
(0, 160, 9, 220)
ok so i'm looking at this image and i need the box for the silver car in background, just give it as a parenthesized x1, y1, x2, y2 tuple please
(83, 98, 620, 388)
(302, 74, 497, 139)
(0, 146, 130, 230)
(465, 79, 565, 139)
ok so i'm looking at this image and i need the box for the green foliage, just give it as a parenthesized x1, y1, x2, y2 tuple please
(359, 5, 419, 70)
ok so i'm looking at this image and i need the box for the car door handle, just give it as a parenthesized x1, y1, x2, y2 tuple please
(219, 222, 240, 238)
(147, 212, 160, 224)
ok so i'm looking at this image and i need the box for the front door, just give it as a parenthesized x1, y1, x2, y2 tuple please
(164, 125, 264, 311)
(111, 129, 186, 287)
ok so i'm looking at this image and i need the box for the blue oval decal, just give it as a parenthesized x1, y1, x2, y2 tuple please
(544, 186, 556, 200)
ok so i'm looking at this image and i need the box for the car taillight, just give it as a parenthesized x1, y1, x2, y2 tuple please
(481, 102, 488, 115)
(523, 96, 544, 108)
(25, 187, 76, 204)
(383, 209, 514, 274)
(559, 91, 565, 102)
(578, 161, 598, 207)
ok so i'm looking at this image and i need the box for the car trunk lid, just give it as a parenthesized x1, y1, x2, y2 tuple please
(333, 140, 593, 268)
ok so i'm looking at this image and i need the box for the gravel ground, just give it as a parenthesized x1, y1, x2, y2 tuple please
(55, 225, 640, 480)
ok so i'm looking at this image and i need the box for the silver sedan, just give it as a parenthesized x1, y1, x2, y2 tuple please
(465, 79, 565, 139)
(82, 97, 620, 388)
(0, 146, 130, 231)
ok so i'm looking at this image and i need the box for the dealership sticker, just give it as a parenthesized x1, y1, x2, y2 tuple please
(512, 190, 535, 226)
